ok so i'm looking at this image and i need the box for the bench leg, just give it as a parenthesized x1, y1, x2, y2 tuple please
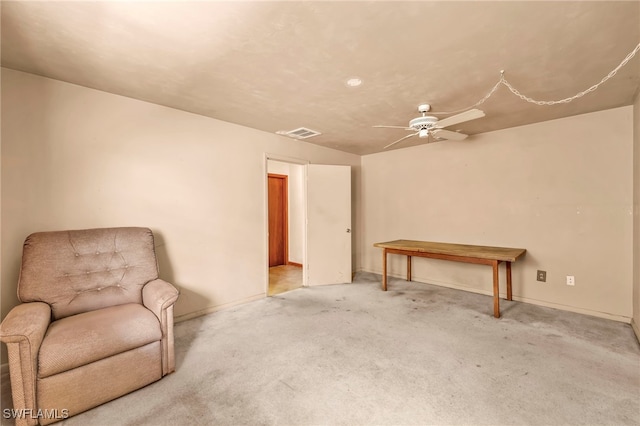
(492, 260, 500, 318)
(382, 249, 388, 291)
(506, 262, 513, 301)
(407, 256, 412, 282)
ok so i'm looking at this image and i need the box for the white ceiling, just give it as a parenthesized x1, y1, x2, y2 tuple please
(2, 1, 639, 155)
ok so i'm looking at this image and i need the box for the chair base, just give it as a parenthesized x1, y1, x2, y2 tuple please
(36, 341, 162, 425)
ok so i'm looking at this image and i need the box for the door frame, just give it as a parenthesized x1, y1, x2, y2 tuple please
(264, 154, 309, 295)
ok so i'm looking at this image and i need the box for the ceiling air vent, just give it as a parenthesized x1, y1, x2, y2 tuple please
(277, 127, 321, 139)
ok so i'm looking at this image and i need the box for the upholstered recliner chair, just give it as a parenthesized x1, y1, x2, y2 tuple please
(0, 227, 179, 425)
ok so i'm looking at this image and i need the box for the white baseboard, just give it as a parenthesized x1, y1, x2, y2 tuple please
(632, 318, 640, 343)
(512, 294, 631, 323)
(368, 269, 632, 323)
(174, 293, 265, 323)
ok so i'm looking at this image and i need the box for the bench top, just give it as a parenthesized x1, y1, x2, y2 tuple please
(374, 239, 526, 262)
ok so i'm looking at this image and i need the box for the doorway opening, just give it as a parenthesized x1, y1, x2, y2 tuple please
(267, 160, 305, 295)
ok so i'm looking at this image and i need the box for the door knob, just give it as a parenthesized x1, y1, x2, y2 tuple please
(346, 228, 351, 233)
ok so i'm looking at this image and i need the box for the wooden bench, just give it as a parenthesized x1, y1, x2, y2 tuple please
(373, 240, 526, 318)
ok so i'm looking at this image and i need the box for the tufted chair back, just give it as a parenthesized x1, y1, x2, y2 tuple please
(18, 227, 159, 320)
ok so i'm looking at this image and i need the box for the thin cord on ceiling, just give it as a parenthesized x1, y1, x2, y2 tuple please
(432, 41, 640, 115)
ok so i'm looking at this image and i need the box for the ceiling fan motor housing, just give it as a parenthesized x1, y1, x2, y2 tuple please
(409, 116, 438, 132)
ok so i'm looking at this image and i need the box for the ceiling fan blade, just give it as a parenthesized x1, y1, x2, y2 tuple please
(435, 109, 485, 129)
(431, 129, 468, 141)
(384, 132, 418, 149)
(373, 125, 413, 130)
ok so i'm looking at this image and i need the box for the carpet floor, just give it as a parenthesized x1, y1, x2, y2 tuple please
(3, 272, 639, 425)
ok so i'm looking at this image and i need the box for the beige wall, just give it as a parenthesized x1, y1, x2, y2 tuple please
(1, 66, 637, 360)
(0, 69, 361, 334)
(633, 91, 640, 337)
(361, 107, 634, 321)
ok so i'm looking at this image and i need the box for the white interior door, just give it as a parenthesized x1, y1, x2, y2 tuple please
(306, 164, 352, 286)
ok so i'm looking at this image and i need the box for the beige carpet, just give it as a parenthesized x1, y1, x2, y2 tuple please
(2, 272, 639, 425)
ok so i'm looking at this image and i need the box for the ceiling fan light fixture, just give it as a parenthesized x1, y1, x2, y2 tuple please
(375, 106, 485, 149)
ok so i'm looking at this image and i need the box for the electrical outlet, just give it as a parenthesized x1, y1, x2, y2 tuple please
(566, 276, 575, 286)
(537, 270, 546, 282)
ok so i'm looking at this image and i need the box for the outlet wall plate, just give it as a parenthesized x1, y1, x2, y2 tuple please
(566, 276, 575, 286)
(537, 270, 546, 282)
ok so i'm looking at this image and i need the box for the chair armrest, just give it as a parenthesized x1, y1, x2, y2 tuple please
(142, 279, 179, 321)
(142, 279, 179, 375)
(0, 301, 51, 345)
(0, 302, 51, 425)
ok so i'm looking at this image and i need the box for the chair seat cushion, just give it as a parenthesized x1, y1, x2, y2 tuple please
(38, 303, 161, 378)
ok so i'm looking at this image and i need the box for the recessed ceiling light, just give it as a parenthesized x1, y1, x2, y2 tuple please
(345, 77, 363, 87)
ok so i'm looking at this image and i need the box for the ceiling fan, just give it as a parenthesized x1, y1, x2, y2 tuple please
(374, 104, 485, 149)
